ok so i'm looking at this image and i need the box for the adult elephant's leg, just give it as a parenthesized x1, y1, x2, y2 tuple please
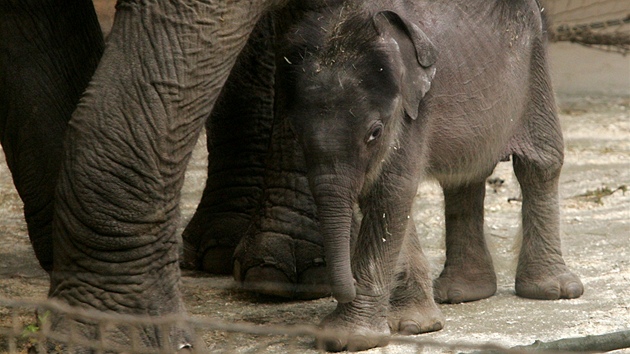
(50, 0, 272, 350)
(513, 40, 583, 300)
(232, 11, 327, 298)
(433, 180, 497, 303)
(181, 15, 275, 274)
(233, 109, 327, 299)
(0, 0, 103, 272)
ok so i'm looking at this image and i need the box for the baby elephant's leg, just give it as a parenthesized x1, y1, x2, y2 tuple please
(389, 220, 444, 334)
(318, 181, 416, 352)
(513, 42, 583, 300)
(513, 154, 583, 299)
(434, 180, 497, 303)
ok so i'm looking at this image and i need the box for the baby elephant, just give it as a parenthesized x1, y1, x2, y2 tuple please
(277, 0, 583, 351)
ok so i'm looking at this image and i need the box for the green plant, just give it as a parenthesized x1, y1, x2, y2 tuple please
(21, 310, 50, 345)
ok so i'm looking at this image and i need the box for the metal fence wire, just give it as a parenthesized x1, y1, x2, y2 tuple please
(0, 297, 535, 354)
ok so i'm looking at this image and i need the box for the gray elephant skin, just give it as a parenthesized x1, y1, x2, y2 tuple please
(0, 0, 583, 352)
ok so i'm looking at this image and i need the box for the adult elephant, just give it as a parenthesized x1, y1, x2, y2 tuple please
(1, 0, 324, 351)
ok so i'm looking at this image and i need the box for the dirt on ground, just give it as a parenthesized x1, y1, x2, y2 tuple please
(0, 95, 628, 353)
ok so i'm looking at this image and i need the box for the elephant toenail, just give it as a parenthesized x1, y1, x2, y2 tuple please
(312, 257, 325, 266)
(261, 256, 278, 267)
(544, 286, 561, 300)
(565, 282, 584, 298)
(431, 322, 444, 332)
(448, 290, 464, 303)
(399, 321, 420, 335)
(317, 336, 344, 352)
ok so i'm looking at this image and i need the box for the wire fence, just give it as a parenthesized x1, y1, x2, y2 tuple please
(0, 296, 533, 354)
(4, 294, 628, 353)
(542, 0, 630, 54)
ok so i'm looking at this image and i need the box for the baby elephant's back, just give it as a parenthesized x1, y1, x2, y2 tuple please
(416, 0, 548, 182)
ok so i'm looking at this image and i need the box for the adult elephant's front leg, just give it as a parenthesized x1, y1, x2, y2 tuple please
(233, 111, 326, 299)
(182, 15, 275, 275)
(182, 13, 326, 300)
(49, 0, 273, 351)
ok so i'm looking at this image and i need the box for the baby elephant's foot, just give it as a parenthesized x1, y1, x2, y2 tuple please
(388, 301, 444, 335)
(516, 264, 583, 300)
(317, 297, 390, 352)
(433, 266, 497, 304)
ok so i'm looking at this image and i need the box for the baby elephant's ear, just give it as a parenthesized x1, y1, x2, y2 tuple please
(373, 10, 437, 67)
(373, 10, 437, 120)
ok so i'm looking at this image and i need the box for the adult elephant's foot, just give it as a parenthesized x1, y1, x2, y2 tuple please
(41, 306, 199, 353)
(233, 236, 330, 299)
(181, 210, 248, 274)
(433, 266, 497, 303)
(198, 245, 236, 275)
(181, 240, 236, 275)
(48, 256, 203, 352)
(296, 258, 330, 299)
(515, 263, 583, 300)
(317, 297, 390, 352)
(388, 300, 444, 335)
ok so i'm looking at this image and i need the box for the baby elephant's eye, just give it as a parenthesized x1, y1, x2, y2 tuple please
(366, 121, 384, 143)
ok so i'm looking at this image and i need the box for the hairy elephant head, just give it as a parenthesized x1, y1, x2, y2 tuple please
(278, 6, 437, 303)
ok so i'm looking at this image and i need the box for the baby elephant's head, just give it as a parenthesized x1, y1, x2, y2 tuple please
(279, 8, 437, 303)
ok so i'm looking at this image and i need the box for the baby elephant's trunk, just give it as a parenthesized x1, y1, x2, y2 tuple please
(310, 174, 358, 303)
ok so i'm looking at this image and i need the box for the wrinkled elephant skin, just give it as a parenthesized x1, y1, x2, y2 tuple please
(1, 0, 289, 351)
(181, 12, 329, 300)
